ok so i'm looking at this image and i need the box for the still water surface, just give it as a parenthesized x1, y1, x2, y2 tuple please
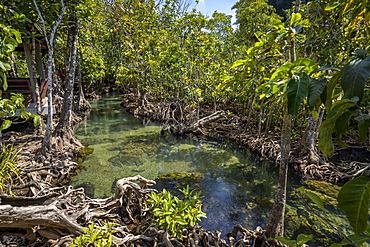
(69, 94, 352, 244)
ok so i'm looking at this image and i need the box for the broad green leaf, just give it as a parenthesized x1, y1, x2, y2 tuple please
(308, 77, 327, 109)
(341, 56, 370, 101)
(287, 73, 310, 115)
(296, 234, 314, 246)
(334, 110, 357, 147)
(1, 120, 12, 130)
(318, 99, 356, 156)
(325, 69, 343, 110)
(272, 78, 289, 94)
(290, 13, 302, 26)
(292, 58, 318, 74)
(270, 63, 293, 82)
(337, 176, 370, 234)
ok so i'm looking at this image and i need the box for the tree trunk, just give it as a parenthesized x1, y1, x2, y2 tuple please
(301, 107, 325, 163)
(266, 103, 291, 239)
(33, 0, 66, 153)
(74, 54, 90, 115)
(35, 43, 46, 81)
(10, 52, 18, 77)
(23, 42, 39, 110)
(54, 12, 82, 152)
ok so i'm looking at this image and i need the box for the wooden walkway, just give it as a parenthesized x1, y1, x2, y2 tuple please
(3, 78, 52, 115)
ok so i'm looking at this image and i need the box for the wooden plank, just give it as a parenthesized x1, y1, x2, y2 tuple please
(4, 78, 33, 103)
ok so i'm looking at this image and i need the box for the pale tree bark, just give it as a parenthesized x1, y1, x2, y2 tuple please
(54, 11, 83, 152)
(33, 0, 66, 154)
(10, 52, 18, 77)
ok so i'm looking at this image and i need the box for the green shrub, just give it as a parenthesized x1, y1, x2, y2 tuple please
(70, 221, 117, 247)
(145, 185, 207, 239)
(0, 144, 22, 194)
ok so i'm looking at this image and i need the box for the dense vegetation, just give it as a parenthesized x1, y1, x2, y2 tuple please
(0, 0, 370, 246)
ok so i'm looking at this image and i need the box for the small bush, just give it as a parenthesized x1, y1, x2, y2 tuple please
(145, 185, 207, 239)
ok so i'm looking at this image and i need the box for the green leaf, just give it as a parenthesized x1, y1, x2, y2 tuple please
(290, 13, 302, 26)
(356, 114, 370, 143)
(296, 234, 314, 246)
(0, 61, 11, 72)
(292, 58, 318, 74)
(347, 234, 370, 246)
(337, 176, 370, 234)
(341, 56, 370, 101)
(315, 65, 341, 72)
(355, 49, 368, 59)
(308, 78, 327, 109)
(230, 59, 248, 69)
(296, 187, 326, 211)
(272, 236, 297, 246)
(1, 120, 12, 130)
(326, 69, 343, 106)
(324, 2, 341, 10)
(305, 191, 326, 211)
(287, 73, 310, 115)
(270, 63, 294, 82)
(334, 110, 357, 147)
(318, 99, 357, 156)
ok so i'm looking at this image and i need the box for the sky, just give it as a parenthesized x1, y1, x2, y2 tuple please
(191, 0, 238, 24)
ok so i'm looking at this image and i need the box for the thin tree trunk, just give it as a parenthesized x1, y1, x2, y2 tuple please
(33, 0, 66, 153)
(266, 103, 291, 239)
(23, 42, 38, 109)
(302, 107, 325, 163)
(74, 54, 90, 115)
(35, 43, 45, 81)
(258, 99, 264, 136)
(10, 52, 18, 77)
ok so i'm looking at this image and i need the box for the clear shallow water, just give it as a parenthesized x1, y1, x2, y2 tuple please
(70, 94, 353, 244)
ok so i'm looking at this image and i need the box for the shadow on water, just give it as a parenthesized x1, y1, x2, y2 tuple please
(69, 93, 355, 246)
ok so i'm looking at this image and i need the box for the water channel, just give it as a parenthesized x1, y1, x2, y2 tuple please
(69, 94, 354, 245)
